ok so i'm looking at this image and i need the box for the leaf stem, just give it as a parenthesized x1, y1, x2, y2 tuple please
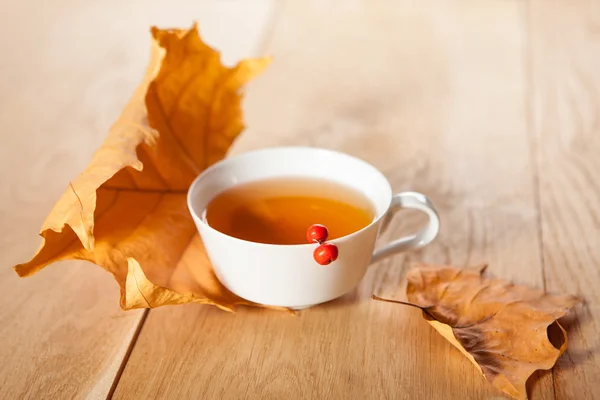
(371, 295, 424, 310)
(371, 295, 438, 321)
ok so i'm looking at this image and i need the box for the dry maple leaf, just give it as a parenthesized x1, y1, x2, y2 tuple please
(373, 263, 580, 400)
(14, 24, 271, 311)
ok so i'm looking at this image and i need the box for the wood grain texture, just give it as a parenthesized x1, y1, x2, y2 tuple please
(114, 1, 557, 399)
(528, 0, 600, 398)
(0, 0, 275, 398)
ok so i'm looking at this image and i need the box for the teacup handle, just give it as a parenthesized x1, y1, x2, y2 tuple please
(370, 192, 440, 264)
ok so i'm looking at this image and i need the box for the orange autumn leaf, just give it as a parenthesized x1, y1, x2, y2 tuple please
(14, 24, 271, 311)
(374, 264, 580, 400)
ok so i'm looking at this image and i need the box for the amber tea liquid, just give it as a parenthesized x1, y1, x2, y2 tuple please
(203, 177, 375, 245)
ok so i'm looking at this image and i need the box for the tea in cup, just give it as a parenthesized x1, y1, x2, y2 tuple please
(187, 146, 439, 309)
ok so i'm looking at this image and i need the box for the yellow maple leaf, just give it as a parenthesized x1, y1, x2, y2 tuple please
(15, 24, 271, 311)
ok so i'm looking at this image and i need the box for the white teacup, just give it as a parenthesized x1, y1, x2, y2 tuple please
(187, 147, 439, 309)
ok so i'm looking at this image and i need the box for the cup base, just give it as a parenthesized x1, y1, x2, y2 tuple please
(290, 304, 316, 311)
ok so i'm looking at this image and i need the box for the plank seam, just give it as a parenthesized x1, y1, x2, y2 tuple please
(106, 308, 150, 400)
(251, 0, 286, 57)
(523, 1, 557, 399)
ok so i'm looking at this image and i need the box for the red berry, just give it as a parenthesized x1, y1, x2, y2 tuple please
(313, 243, 338, 265)
(306, 224, 329, 244)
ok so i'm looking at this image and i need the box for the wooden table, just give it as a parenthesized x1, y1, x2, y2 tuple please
(1, 1, 599, 399)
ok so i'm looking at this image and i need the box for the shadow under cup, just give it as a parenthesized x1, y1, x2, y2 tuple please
(187, 146, 393, 309)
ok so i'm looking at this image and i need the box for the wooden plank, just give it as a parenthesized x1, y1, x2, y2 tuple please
(114, 1, 556, 399)
(528, 0, 600, 398)
(0, 0, 276, 398)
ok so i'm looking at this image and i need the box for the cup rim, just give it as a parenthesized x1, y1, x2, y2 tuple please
(186, 146, 393, 248)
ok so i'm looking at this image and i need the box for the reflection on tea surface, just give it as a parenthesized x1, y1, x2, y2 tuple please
(203, 177, 375, 245)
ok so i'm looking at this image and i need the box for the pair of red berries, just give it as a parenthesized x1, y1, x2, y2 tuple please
(306, 224, 338, 265)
